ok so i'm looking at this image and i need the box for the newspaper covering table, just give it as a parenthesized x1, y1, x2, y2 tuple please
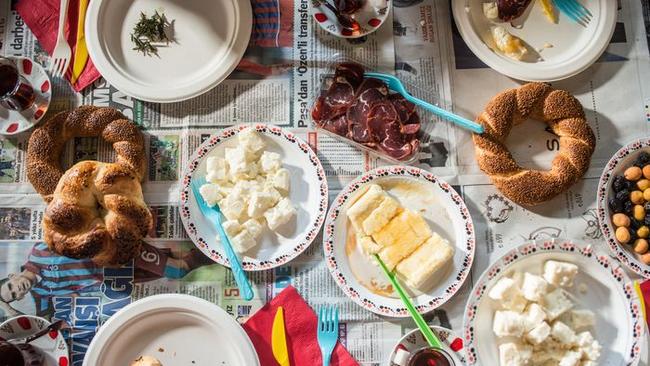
(0, 0, 649, 365)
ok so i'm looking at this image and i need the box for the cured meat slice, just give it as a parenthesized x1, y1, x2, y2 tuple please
(346, 78, 388, 144)
(402, 112, 420, 136)
(320, 114, 349, 137)
(377, 122, 420, 161)
(367, 101, 399, 142)
(389, 94, 416, 123)
(324, 80, 355, 112)
(335, 62, 365, 90)
(496, 0, 533, 21)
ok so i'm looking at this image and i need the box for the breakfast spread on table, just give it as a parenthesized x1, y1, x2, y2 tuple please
(489, 260, 601, 366)
(473, 82, 596, 206)
(2, 0, 649, 365)
(26, 106, 152, 265)
(312, 62, 422, 161)
(198, 128, 296, 253)
(347, 183, 454, 290)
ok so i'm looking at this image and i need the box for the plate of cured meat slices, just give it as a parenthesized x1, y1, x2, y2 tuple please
(311, 62, 429, 163)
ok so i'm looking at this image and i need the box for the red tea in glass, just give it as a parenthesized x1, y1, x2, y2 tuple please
(0, 58, 35, 111)
(407, 347, 455, 366)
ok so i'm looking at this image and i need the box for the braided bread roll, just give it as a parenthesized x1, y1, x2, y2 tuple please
(43, 161, 152, 265)
(27, 106, 151, 265)
(473, 83, 596, 206)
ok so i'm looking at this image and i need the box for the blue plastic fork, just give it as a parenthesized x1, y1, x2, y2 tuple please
(190, 177, 254, 301)
(317, 305, 339, 366)
(553, 0, 591, 25)
(364, 72, 484, 134)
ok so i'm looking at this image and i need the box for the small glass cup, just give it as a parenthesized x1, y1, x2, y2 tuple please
(407, 346, 455, 366)
(0, 57, 36, 111)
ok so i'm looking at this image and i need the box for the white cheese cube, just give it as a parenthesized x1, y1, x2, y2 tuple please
(238, 128, 265, 155)
(550, 321, 576, 346)
(248, 190, 280, 218)
(260, 151, 282, 173)
(220, 196, 246, 221)
(222, 220, 241, 237)
(493, 310, 527, 337)
(499, 343, 532, 366)
(264, 197, 296, 230)
(206, 156, 228, 182)
(483, 2, 499, 21)
(230, 230, 257, 253)
(571, 309, 595, 330)
(488, 277, 527, 312)
(543, 260, 579, 287)
(232, 180, 254, 199)
(225, 147, 248, 174)
(558, 350, 581, 366)
(576, 331, 601, 361)
(199, 183, 223, 207)
(521, 272, 548, 302)
(270, 168, 290, 195)
(543, 288, 573, 320)
(242, 219, 263, 239)
(526, 321, 551, 345)
(523, 303, 546, 331)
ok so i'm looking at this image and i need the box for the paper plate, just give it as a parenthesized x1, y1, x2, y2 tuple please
(85, 0, 252, 102)
(0, 315, 69, 366)
(597, 138, 650, 279)
(84, 294, 260, 365)
(311, 0, 391, 38)
(323, 166, 476, 317)
(463, 239, 645, 366)
(452, 0, 617, 81)
(0, 57, 51, 135)
(387, 326, 466, 366)
(179, 124, 328, 270)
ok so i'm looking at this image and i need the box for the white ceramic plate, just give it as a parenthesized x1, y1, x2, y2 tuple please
(463, 239, 645, 366)
(85, 0, 252, 102)
(387, 326, 466, 366)
(0, 57, 51, 135)
(452, 0, 617, 81)
(84, 294, 259, 365)
(310, 0, 391, 39)
(324, 166, 476, 317)
(0, 315, 69, 366)
(597, 138, 650, 278)
(179, 124, 328, 270)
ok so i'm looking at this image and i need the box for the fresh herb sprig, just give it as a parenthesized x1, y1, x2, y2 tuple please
(130, 11, 169, 56)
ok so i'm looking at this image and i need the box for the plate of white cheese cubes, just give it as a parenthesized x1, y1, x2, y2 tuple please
(463, 239, 644, 366)
(179, 124, 328, 270)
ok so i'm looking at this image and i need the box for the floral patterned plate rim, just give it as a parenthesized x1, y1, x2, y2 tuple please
(179, 124, 328, 271)
(323, 165, 476, 317)
(0, 315, 69, 366)
(597, 137, 650, 278)
(310, 0, 391, 39)
(387, 325, 466, 366)
(0, 57, 51, 136)
(462, 239, 644, 366)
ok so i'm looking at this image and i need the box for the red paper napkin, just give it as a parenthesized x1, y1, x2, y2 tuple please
(636, 280, 650, 328)
(16, 0, 101, 92)
(243, 286, 359, 366)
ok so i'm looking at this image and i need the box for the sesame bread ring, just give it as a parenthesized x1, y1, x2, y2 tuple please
(472, 83, 596, 206)
(26, 106, 146, 202)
